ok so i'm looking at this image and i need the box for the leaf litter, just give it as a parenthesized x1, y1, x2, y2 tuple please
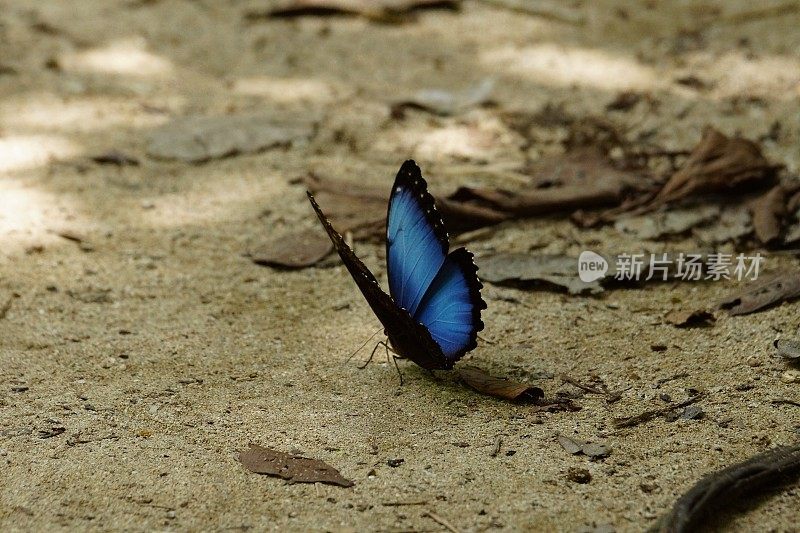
(238, 443, 354, 487)
(457, 365, 543, 402)
(557, 434, 611, 459)
(718, 270, 800, 315)
(248, 229, 333, 269)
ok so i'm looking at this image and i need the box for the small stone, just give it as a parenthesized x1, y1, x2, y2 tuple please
(746, 356, 761, 367)
(780, 370, 800, 384)
(680, 405, 704, 420)
(166, 511, 176, 519)
(567, 467, 592, 484)
(387, 458, 404, 467)
(640, 482, 660, 493)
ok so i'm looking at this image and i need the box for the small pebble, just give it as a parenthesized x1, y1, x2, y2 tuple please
(166, 510, 176, 519)
(567, 467, 591, 484)
(387, 458, 404, 467)
(746, 356, 761, 367)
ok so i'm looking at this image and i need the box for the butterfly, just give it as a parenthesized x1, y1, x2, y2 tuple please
(307, 160, 487, 370)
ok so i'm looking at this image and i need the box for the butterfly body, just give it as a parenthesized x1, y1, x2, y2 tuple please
(308, 160, 486, 370)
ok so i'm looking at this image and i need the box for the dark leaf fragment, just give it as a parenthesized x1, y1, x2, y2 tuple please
(749, 184, 788, 245)
(664, 309, 715, 328)
(91, 151, 140, 167)
(457, 365, 544, 402)
(239, 443, 354, 487)
(247, 0, 460, 22)
(248, 229, 333, 269)
(718, 270, 800, 315)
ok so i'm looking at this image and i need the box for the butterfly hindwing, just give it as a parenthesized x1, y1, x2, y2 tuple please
(386, 160, 449, 317)
(414, 248, 486, 361)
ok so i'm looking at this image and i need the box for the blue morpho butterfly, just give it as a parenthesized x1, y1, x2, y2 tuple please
(307, 160, 487, 370)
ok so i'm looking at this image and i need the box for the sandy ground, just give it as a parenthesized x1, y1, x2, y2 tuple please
(1, 1, 799, 531)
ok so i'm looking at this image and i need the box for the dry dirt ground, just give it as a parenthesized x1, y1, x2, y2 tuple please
(1, 1, 799, 531)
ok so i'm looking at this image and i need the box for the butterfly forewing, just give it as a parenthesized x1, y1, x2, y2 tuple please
(386, 161, 449, 317)
(307, 191, 449, 369)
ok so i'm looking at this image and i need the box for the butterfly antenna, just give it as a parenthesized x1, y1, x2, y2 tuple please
(344, 328, 383, 364)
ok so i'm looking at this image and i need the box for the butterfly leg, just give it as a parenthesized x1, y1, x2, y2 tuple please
(358, 341, 384, 369)
(390, 353, 404, 386)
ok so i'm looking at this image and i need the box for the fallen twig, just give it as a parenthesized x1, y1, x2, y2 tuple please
(0, 296, 13, 320)
(423, 510, 463, 533)
(613, 393, 705, 429)
(650, 444, 800, 532)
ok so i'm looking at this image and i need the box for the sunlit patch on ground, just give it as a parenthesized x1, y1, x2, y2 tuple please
(697, 52, 800, 99)
(58, 37, 173, 77)
(0, 183, 66, 247)
(0, 93, 169, 133)
(482, 43, 661, 91)
(231, 76, 344, 104)
(0, 135, 81, 173)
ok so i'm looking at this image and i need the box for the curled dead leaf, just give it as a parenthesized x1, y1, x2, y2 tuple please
(239, 444, 354, 487)
(749, 185, 788, 245)
(457, 365, 544, 402)
(718, 271, 800, 315)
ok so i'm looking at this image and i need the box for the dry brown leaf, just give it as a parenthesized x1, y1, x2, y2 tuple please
(457, 365, 544, 401)
(650, 127, 777, 205)
(450, 148, 641, 217)
(249, 229, 333, 269)
(718, 271, 800, 315)
(577, 127, 779, 227)
(615, 205, 719, 240)
(304, 172, 505, 240)
(239, 444, 354, 487)
(664, 309, 716, 328)
(749, 185, 787, 245)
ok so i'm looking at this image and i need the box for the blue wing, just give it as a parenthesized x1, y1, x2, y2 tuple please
(386, 160, 449, 317)
(414, 248, 486, 360)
